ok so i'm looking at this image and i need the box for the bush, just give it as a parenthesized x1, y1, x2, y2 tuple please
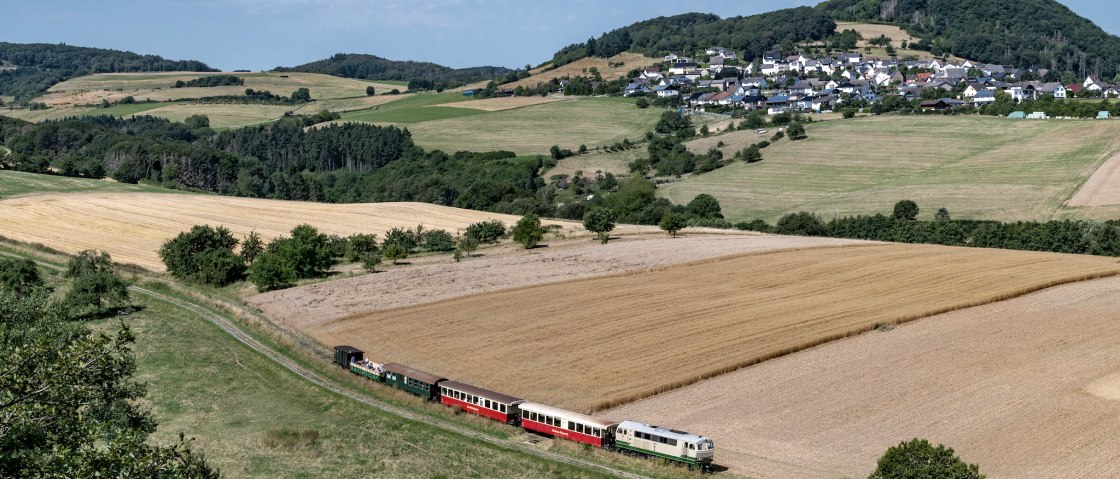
(383, 227, 419, 252)
(635, 98, 649, 108)
(465, 219, 507, 243)
(247, 251, 295, 292)
(842, 108, 857, 119)
(686, 194, 723, 219)
(659, 212, 688, 237)
(512, 214, 544, 249)
(346, 233, 379, 261)
(734, 219, 772, 232)
(583, 207, 617, 244)
(420, 229, 455, 252)
(787, 122, 807, 140)
(775, 212, 826, 236)
(158, 225, 244, 286)
(770, 130, 785, 142)
(868, 438, 984, 479)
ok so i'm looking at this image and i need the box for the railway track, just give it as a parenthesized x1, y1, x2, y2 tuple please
(5, 250, 650, 479)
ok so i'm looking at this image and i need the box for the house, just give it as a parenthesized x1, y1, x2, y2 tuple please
(1004, 86, 1027, 102)
(812, 94, 838, 112)
(972, 90, 997, 105)
(654, 84, 680, 98)
(668, 62, 698, 75)
(763, 51, 783, 63)
(789, 81, 815, 95)
(623, 83, 650, 96)
(1084, 76, 1105, 91)
(1036, 82, 1066, 99)
(706, 47, 738, 60)
(642, 68, 663, 80)
(920, 98, 965, 110)
(963, 83, 988, 98)
(1066, 83, 1084, 95)
(1104, 86, 1120, 98)
(664, 53, 679, 62)
(766, 95, 791, 114)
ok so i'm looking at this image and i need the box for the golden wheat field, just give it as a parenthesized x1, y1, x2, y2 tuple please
(314, 243, 1120, 413)
(504, 52, 658, 90)
(0, 192, 573, 270)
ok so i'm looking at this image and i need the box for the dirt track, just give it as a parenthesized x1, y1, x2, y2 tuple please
(248, 233, 863, 330)
(1069, 151, 1120, 206)
(608, 275, 1120, 479)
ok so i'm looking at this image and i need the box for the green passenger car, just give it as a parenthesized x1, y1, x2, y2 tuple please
(382, 362, 446, 400)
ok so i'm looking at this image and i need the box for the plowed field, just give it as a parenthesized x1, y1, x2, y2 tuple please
(0, 192, 572, 270)
(609, 274, 1120, 479)
(312, 244, 1120, 412)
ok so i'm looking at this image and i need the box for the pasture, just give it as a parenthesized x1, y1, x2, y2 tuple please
(506, 53, 658, 90)
(664, 115, 1120, 222)
(610, 274, 1120, 479)
(133, 103, 296, 129)
(0, 192, 572, 270)
(379, 97, 662, 155)
(0, 170, 173, 197)
(311, 243, 1120, 413)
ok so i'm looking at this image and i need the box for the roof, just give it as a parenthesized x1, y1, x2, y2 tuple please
(618, 420, 710, 444)
(383, 363, 445, 385)
(334, 345, 364, 354)
(974, 90, 996, 98)
(440, 380, 524, 405)
(519, 402, 618, 429)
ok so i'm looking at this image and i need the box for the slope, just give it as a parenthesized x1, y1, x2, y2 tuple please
(277, 53, 511, 90)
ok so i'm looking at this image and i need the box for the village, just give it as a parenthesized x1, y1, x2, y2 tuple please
(621, 47, 1118, 116)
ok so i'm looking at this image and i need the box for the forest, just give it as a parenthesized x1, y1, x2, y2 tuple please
(551, 8, 837, 66)
(276, 53, 512, 90)
(0, 42, 215, 101)
(818, 0, 1120, 78)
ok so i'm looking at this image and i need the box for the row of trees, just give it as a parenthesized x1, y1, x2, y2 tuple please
(173, 75, 243, 88)
(0, 251, 217, 477)
(276, 53, 512, 91)
(738, 200, 1120, 257)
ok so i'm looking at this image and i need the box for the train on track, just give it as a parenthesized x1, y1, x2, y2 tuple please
(334, 345, 715, 470)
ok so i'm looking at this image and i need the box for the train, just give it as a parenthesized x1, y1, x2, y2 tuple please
(333, 345, 715, 470)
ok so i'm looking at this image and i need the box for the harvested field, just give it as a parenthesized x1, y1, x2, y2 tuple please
(547, 147, 645, 178)
(312, 244, 1120, 413)
(835, 22, 914, 48)
(1069, 150, 1120, 206)
(441, 96, 571, 112)
(609, 274, 1120, 479)
(504, 53, 658, 90)
(135, 103, 295, 129)
(667, 116, 1120, 222)
(0, 192, 573, 270)
(250, 233, 864, 331)
(46, 72, 395, 105)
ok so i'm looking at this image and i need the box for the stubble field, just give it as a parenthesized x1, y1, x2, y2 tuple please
(310, 243, 1120, 413)
(504, 52, 658, 90)
(609, 274, 1120, 479)
(0, 192, 572, 270)
(664, 116, 1120, 222)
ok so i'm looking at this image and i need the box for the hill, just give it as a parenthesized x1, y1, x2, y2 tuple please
(276, 53, 512, 90)
(549, 9, 836, 66)
(661, 116, 1120, 223)
(0, 42, 215, 101)
(819, 0, 1120, 78)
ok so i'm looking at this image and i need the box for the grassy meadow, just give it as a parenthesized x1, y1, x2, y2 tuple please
(0, 170, 176, 198)
(664, 115, 1120, 222)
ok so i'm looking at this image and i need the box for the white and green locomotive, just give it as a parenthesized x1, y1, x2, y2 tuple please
(615, 420, 714, 470)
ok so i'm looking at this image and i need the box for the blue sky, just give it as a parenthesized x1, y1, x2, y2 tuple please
(4, 1, 1118, 71)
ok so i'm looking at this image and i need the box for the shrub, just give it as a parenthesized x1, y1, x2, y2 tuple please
(770, 130, 785, 142)
(893, 200, 920, 221)
(420, 229, 455, 252)
(734, 219, 772, 232)
(465, 219, 507, 243)
(787, 122, 807, 140)
(582, 207, 617, 244)
(512, 214, 544, 249)
(775, 212, 826, 236)
(158, 225, 244, 286)
(635, 98, 649, 108)
(383, 227, 419, 252)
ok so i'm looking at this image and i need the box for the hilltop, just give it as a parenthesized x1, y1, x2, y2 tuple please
(276, 53, 512, 90)
(0, 42, 215, 101)
(818, 0, 1120, 78)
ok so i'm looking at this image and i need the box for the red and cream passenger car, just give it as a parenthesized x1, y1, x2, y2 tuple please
(518, 402, 619, 448)
(439, 380, 525, 424)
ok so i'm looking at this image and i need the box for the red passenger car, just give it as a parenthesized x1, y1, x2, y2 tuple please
(518, 402, 619, 448)
(439, 380, 525, 424)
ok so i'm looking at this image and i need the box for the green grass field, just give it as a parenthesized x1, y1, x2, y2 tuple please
(662, 116, 1120, 222)
(0, 170, 178, 197)
(350, 96, 662, 155)
(338, 93, 475, 123)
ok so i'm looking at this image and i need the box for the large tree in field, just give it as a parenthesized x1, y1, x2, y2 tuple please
(63, 249, 129, 318)
(868, 438, 984, 479)
(512, 214, 544, 249)
(583, 207, 617, 244)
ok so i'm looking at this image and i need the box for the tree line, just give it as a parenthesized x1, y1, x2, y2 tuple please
(173, 74, 244, 88)
(736, 200, 1120, 257)
(275, 53, 512, 91)
(0, 41, 215, 101)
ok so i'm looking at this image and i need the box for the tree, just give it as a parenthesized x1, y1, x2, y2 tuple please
(635, 98, 650, 108)
(421, 229, 456, 252)
(868, 439, 984, 479)
(465, 220, 507, 243)
(455, 234, 479, 261)
(787, 122, 807, 140)
(0, 290, 218, 478)
(512, 214, 545, 249)
(184, 115, 210, 129)
(361, 252, 383, 273)
(382, 243, 409, 264)
(247, 250, 296, 292)
(159, 225, 243, 286)
(290, 87, 311, 102)
(583, 207, 617, 244)
(383, 227, 419, 253)
(346, 233, 379, 261)
(269, 224, 335, 279)
(687, 194, 723, 219)
(742, 144, 763, 163)
(240, 230, 264, 264)
(63, 250, 129, 317)
(893, 200, 920, 221)
(659, 212, 688, 237)
(699, 124, 710, 136)
(366, 86, 376, 96)
(775, 212, 827, 236)
(934, 207, 951, 222)
(0, 258, 43, 297)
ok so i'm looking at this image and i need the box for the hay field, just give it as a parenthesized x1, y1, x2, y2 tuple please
(441, 96, 571, 112)
(313, 243, 1120, 413)
(386, 97, 661, 155)
(505, 53, 658, 90)
(0, 170, 172, 197)
(46, 72, 399, 105)
(835, 22, 913, 48)
(0, 192, 570, 270)
(610, 275, 1120, 479)
(665, 116, 1120, 222)
(135, 103, 296, 129)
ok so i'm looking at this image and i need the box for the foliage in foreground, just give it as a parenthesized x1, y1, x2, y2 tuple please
(868, 438, 984, 479)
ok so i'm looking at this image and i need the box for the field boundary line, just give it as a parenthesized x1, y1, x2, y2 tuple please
(0, 249, 649, 479)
